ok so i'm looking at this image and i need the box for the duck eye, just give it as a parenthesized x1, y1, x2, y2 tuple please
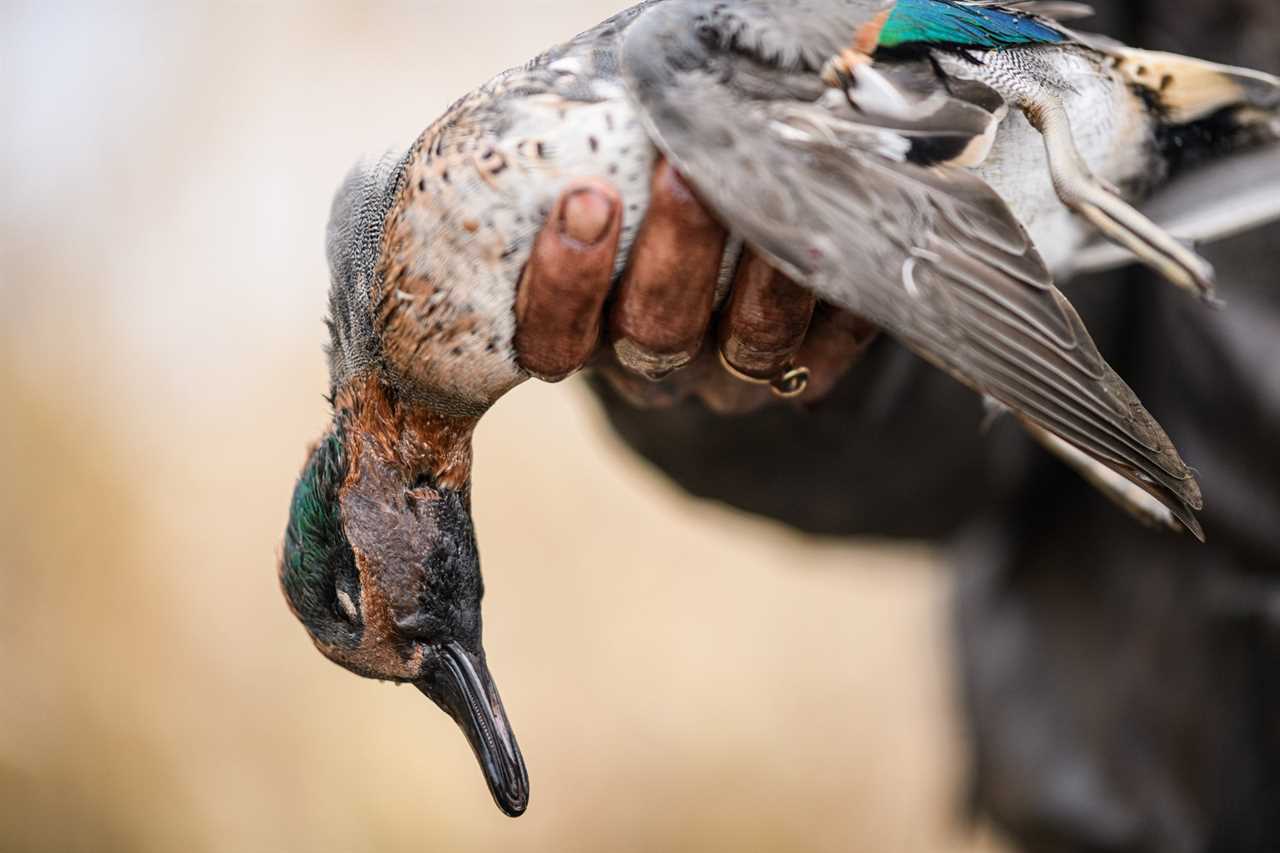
(335, 588, 360, 624)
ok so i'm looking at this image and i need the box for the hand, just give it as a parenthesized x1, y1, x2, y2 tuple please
(514, 159, 878, 413)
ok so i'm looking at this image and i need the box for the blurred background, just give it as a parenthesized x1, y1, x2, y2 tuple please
(0, 4, 1004, 851)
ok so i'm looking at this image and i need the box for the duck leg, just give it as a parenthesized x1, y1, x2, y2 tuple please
(1021, 92, 1219, 303)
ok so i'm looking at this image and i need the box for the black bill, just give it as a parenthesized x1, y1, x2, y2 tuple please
(415, 641, 529, 816)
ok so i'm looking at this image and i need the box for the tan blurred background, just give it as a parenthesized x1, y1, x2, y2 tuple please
(0, 4, 1004, 851)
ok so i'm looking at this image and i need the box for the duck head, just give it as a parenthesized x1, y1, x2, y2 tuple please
(281, 147, 532, 816)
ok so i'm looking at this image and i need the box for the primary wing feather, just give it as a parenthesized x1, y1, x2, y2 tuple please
(620, 0, 1203, 530)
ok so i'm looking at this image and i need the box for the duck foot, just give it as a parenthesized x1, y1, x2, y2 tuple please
(1022, 94, 1219, 303)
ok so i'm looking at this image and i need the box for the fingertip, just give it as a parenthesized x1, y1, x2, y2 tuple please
(652, 159, 719, 231)
(515, 180, 623, 381)
(557, 179, 622, 248)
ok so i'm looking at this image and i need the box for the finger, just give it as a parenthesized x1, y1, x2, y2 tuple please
(692, 351, 776, 415)
(591, 354, 701, 410)
(598, 344, 773, 414)
(792, 304, 880, 402)
(609, 160, 727, 380)
(514, 180, 622, 381)
(717, 251, 817, 381)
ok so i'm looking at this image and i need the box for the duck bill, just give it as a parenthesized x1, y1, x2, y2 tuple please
(416, 641, 529, 817)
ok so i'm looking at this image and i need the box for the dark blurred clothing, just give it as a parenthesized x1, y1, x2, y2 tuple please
(588, 2, 1280, 849)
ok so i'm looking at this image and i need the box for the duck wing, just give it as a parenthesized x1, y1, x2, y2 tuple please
(619, 0, 1204, 535)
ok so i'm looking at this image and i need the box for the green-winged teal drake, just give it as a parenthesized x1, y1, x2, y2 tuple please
(281, 0, 1280, 815)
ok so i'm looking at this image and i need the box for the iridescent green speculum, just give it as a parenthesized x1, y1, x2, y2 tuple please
(880, 0, 1066, 50)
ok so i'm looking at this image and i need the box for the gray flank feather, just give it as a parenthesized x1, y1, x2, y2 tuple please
(325, 148, 413, 394)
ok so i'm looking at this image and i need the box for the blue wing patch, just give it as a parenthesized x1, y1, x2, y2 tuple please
(880, 0, 1067, 50)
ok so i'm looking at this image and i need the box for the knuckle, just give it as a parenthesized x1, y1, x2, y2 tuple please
(611, 268, 720, 366)
(719, 283, 814, 378)
(612, 337, 697, 380)
(514, 306, 599, 379)
(517, 351, 582, 383)
(727, 303, 809, 349)
(719, 336, 793, 377)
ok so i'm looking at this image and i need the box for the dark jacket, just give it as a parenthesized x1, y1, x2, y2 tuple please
(589, 2, 1280, 849)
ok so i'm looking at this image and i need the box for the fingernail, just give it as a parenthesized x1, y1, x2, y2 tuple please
(612, 338, 696, 381)
(560, 188, 615, 245)
(720, 336, 785, 379)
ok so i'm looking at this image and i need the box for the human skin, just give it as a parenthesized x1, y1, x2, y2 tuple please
(513, 158, 877, 411)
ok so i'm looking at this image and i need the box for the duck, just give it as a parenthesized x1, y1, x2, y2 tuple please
(280, 0, 1280, 816)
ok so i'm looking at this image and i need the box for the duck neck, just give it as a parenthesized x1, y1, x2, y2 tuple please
(337, 375, 478, 491)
